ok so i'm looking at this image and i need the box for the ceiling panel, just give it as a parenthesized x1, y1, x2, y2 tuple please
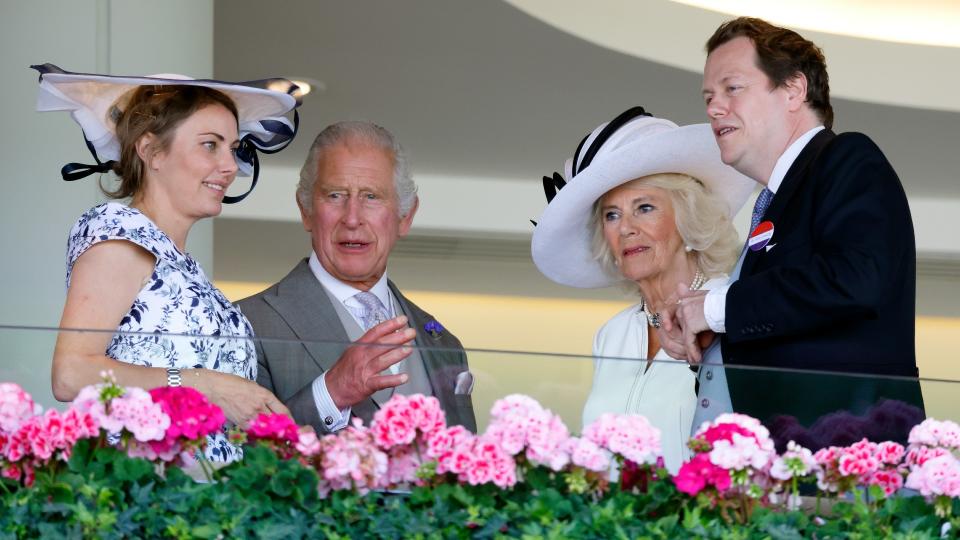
(214, 0, 960, 198)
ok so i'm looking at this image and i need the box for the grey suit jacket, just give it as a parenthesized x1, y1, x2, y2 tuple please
(237, 259, 477, 434)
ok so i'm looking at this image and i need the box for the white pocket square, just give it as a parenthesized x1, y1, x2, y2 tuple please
(454, 371, 474, 395)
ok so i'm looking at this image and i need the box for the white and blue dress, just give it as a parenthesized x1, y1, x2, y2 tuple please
(66, 202, 255, 463)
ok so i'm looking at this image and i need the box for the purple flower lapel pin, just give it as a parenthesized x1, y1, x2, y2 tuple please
(423, 320, 445, 339)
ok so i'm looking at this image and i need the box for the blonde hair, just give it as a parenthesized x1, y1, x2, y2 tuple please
(589, 173, 739, 286)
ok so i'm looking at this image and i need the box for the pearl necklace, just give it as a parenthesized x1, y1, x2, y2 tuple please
(639, 269, 705, 328)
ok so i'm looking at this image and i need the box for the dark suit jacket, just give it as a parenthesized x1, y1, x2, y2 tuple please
(237, 259, 477, 434)
(722, 130, 924, 446)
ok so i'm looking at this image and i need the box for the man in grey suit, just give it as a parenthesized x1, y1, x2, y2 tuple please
(238, 121, 476, 434)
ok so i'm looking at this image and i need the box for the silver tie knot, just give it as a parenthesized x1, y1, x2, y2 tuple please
(354, 291, 389, 330)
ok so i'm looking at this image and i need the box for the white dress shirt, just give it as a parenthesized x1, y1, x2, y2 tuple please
(704, 126, 825, 332)
(307, 251, 397, 431)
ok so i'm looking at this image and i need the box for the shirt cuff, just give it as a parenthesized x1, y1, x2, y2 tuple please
(312, 372, 352, 431)
(705, 284, 729, 333)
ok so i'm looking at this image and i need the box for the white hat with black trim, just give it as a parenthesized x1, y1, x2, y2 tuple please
(532, 106, 756, 288)
(33, 63, 302, 203)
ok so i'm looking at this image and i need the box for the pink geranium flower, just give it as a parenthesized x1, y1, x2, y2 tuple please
(73, 384, 169, 443)
(486, 395, 572, 471)
(908, 419, 960, 450)
(813, 438, 905, 496)
(1, 463, 21, 482)
(148, 386, 224, 443)
(770, 441, 817, 482)
(583, 413, 661, 467)
(906, 453, 960, 517)
(371, 394, 446, 451)
(458, 436, 517, 488)
(0, 383, 38, 434)
(426, 424, 474, 475)
(681, 413, 776, 506)
(0, 390, 100, 485)
(317, 423, 388, 497)
(296, 430, 321, 457)
(877, 441, 905, 465)
(906, 446, 949, 468)
(247, 413, 300, 445)
(385, 445, 423, 486)
(564, 437, 612, 473)
(675, 453, 731, 496)
(869, 469, 904, 496)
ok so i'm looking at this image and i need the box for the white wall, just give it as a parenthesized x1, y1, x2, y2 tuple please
(0, 0, 213, 409)
(223, 163, 960, 257)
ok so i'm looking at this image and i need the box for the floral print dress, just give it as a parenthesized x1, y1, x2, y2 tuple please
(66, 202, 255, 463)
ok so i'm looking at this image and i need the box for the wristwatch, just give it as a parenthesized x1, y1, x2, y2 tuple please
(166, 367, 182, 387)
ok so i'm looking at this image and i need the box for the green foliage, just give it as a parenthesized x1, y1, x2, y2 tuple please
(1, 443, 957, 539)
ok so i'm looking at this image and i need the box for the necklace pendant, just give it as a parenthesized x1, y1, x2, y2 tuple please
(648, 312, 662, 329)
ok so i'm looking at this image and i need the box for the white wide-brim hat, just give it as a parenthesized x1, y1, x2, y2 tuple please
(33, 63, 301, 203)
(532, 112, 756, 288)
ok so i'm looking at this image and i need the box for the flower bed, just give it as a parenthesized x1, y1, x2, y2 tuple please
(1, 377, 959, 538)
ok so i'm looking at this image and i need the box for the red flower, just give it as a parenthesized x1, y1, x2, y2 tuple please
(147, 387, 225, 450)
(247, 413, 300, 445)
(674, 453, 732, 496)
(700, 423, 757, 446)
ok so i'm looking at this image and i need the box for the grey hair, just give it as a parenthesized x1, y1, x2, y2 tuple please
(589, 173, 740, 287)
(296, 121, 417, 216)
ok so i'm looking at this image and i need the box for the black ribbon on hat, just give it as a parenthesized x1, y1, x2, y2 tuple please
(36, 63, 302, 204)
(59, 108, 300, 204)
(537, 106, 653, 206)
(222, 108, 300, 204)
(61, 138, 116, 181)
(541, 171, 566, 204)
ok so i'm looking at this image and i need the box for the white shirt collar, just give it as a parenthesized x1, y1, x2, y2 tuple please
(767, 126, 825, 194)
(307, 251, 392, 310)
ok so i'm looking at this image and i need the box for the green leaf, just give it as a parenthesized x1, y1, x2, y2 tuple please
(114, 456, 156, 483)
(190, 523, 223, 539)
(43, 482, 75, 505)
(269, 469, 296, 498)
(762, 523, 806, 540)
(255, 521, 302, 540)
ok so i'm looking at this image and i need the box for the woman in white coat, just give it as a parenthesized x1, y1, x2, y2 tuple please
(532, 107, 754, 472)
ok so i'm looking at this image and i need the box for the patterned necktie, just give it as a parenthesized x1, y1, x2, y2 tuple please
(750, 188, 774, 233)
(354, 291, 389, 330)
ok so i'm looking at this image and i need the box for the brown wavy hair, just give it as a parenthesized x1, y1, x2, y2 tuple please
(106, 85, 238, 199)
(706, 17, 833, 129)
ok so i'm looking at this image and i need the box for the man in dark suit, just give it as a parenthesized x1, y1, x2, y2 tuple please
(238, 121, 476, 434)
(668, 17, 923, 448)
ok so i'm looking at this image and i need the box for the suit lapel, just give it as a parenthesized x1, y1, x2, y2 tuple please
(741, 129, 835, 277)
(388, 280, 448, 402)
(262, 259, 351, 373)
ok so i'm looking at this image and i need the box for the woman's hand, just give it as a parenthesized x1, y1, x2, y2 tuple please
(193, 370, 291, 428)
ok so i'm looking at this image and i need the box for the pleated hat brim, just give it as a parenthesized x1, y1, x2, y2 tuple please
(34, 64, 298, 176)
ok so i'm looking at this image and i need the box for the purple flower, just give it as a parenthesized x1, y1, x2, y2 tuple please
(424, 320, 444, 338)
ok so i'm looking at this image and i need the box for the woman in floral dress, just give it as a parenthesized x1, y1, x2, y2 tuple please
(37, 65, 300, 462)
